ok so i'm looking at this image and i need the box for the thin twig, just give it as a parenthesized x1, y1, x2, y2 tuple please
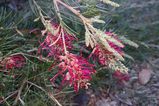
(47, 91, 62, 106)
(53, 0, 63, 21)
(61, 28, 68, 54)
(26, 81, 62, 106)
(26, 81, 45, 92)
(9, 52, 52, 62)
(55, 0, 90, 23)
(0, 91, 18, 104)
(13, 78, 26, 106)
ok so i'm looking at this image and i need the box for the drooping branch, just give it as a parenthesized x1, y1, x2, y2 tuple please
(54, 0, 126, 61)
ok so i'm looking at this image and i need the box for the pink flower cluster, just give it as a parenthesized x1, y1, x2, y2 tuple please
(89, 32, 129, 81)
(39, 23, 96, 92)
(50, 53, 96, 92)
(39, 24, 75, 59)
(90, 32, 124, 65)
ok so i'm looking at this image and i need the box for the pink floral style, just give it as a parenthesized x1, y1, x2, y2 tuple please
(89, 45, 109, 65)
(106, 32, 124, 55)
(50, 53, 96, 92)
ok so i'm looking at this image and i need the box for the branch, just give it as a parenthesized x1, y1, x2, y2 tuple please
(13, 78, 26, 106)
(27, 81, 62, 106)
(55, 0, 91, 24)
(0, 91, 18, 105)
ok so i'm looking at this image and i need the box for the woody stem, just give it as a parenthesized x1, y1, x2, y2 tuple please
(61, 29, 68, 54)
(54, 0, 90, 24)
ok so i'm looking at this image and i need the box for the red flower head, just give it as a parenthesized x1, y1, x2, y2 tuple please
(39, 24, 76, 59)
(89, 32, 124, 65)
(1, 54, 26, 70)
(50, 53, 96, 92)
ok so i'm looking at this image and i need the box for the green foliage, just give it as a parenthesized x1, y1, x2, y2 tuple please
(82, 6, 100, 18)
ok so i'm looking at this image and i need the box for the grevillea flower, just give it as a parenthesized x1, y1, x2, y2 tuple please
(88, 32, 129, 81)
(89, 32, 124, 66)
(50, 53, 96, 92)
(0, 54, 26, 70)
(39, 24, 76, 59)
(38, 23, 96, 92)
(40, 24, 75, 59)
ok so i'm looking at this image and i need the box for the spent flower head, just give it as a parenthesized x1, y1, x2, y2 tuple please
(0, 54, 26, 70)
